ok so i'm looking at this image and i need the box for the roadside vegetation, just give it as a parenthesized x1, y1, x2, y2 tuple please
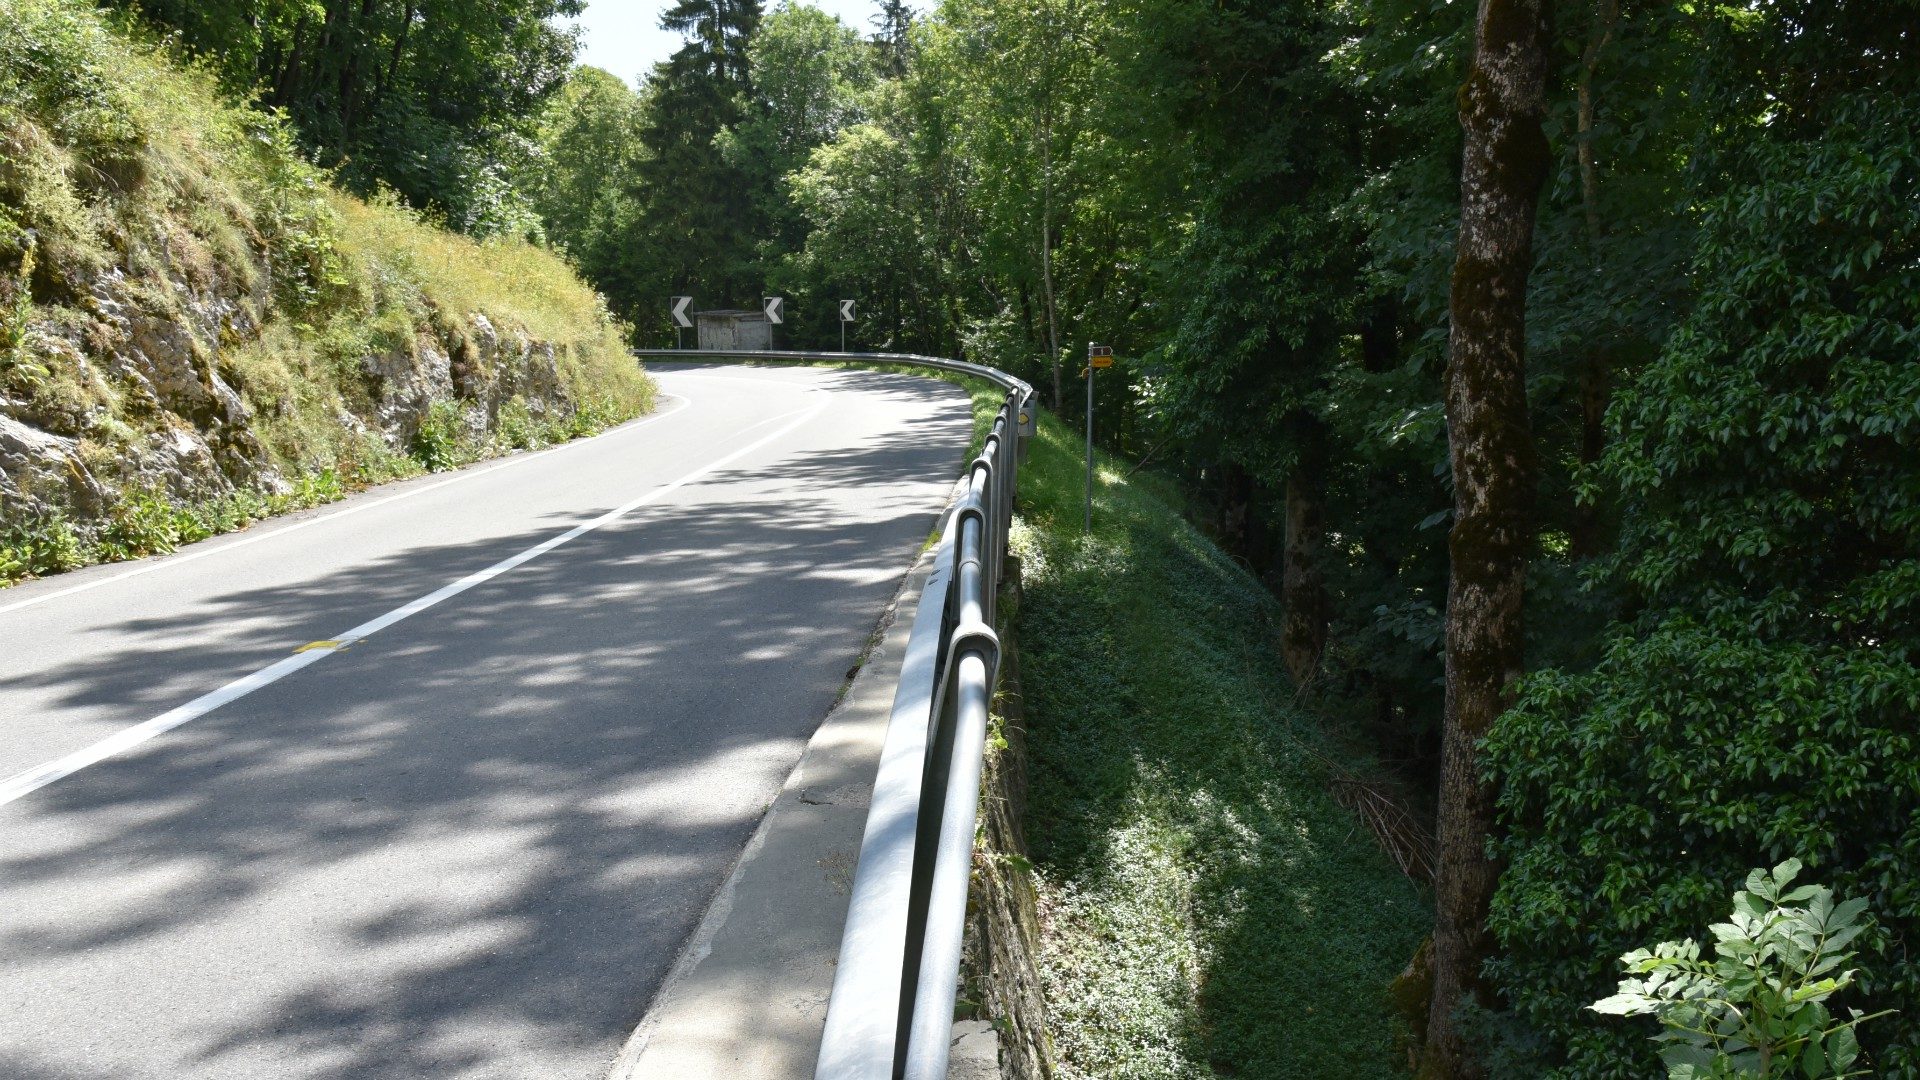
(0, 0, 652, 586)
(8, 0, 1914, 1072)
(543, 2, 1914, 1073)
(1011, 410, 1429, 1077)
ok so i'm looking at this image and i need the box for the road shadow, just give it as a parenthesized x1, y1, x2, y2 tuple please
(0, 394, 969, 1079)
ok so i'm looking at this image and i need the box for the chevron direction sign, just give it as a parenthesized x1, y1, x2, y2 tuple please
(763, 296, 784, 324)
(670, 296, 693, 329)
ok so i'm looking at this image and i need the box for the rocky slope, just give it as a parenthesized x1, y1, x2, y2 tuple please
(0, 0, 654, 581)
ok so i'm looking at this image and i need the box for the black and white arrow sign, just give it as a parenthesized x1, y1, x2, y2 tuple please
(763, 296, 784, 325)
(670, 296, 693, 329)
(840, 299, 856, 322)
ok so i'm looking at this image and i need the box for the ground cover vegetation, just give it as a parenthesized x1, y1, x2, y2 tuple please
(1012, 407, 1430, 1077)
(522, 0, 1920, 1075)
(0, 0, 652, 585)
(56, 0, 1920, 1073)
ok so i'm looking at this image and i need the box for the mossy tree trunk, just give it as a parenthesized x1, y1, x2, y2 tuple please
(1424, 0, 1551, 1074)
(1282, 425, 1328, 687)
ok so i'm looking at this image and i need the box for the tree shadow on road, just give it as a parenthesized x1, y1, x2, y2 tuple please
(0, 373, 971, 1079)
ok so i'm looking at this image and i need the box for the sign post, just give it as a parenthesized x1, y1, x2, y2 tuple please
(763, 296, 783, 351)
(839, 299, 856, 353)
(1085, 344, 1112, 533)
(671, 296, 693, 350)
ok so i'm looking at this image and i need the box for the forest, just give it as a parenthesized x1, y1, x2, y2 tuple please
(89, 0, 1920, 1076)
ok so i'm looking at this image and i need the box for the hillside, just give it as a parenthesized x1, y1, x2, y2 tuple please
(0, 0, 654, 584)
(1010, 412, 1431, 1077)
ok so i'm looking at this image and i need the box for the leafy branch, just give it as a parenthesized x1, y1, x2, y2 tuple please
(1591, 859, 1893, 1079)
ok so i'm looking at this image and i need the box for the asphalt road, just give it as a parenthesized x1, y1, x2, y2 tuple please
(0, 365, 973, 1080)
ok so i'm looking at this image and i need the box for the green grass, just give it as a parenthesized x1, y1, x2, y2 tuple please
(1012, 409, 1431, 1078)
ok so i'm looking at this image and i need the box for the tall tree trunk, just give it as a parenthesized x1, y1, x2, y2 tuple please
(1575, 0, 1616, 246)
(1570, 0, 1619, 560)
(1218, 463, 1257, 565)
(1282, 433, 1328, 687)
(273, 16, 312, 111)
(1039, 115, 1063, 411)
(1035, 0, 1063, 411)
(381, 2, 416, 103)
(1423, 0, 1551, 1074)
(338, 0, 378, 149)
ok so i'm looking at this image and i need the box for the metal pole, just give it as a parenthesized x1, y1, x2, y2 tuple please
(901, 651, 991, 1080)
(841, 319, 846, 353)
(1084, 360, 1094, 534)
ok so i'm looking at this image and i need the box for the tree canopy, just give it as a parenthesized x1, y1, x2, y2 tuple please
(102, 0, 1920, 1072)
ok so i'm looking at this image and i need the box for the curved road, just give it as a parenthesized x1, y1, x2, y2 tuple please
(0, 365, 973, 1080)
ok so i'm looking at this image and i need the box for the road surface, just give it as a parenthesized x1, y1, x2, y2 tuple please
(0, 365, 973, 1080)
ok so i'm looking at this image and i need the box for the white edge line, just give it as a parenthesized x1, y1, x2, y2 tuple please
(0, 396, 831, 808)
(0, 395, 695, 618)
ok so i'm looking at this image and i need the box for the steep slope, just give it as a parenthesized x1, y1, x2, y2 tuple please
(0, 0, 654, 583)
(1011, 412, 1431, 1077)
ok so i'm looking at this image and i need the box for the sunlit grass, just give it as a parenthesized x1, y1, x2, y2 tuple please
(1013, 408, 1431, 1078)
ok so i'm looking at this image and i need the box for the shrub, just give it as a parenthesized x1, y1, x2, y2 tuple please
(409, 399, 470, 472)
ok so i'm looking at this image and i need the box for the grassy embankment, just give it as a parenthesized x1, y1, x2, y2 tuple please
(680, 359, 1424, 1073)
(1011, 409, 1431, 1078)
(0, 0, 653, 584)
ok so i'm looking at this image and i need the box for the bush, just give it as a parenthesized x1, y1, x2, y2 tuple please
(409, 400, 471, 472)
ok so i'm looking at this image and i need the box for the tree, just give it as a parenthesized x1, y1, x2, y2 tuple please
(870, 0, 912, 76)
(1142, 0, 1363, 684)
(112, 0, 583, 232)
(628, 0, 764, 315)
(726, 2, 873, 277)
(1484, 3, 1920, 1072)
(785, 105, 938, 351)
(1423, 0, 1552, 1074)
(921, 0, 1102, 407)
(521, 66, 650, 322)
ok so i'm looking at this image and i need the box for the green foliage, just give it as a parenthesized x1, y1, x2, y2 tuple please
(1591, 860, 1890, 1079)
(0, 0, 653, 588)
(1486, 17, 1920, 1074)
(107, 0, 583, 234)
(521, 67, 650, 323)
(625, 0, 765, 315)
(729, 4, 871, 219)
(0, 218, 36, 370)
(1, 472, 352, 586)
(409, 399, 471, 472)
(0, 509, 84, 584)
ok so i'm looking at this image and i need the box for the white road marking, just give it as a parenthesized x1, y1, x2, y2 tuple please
(667, 371, 828, 387)
(0, 397, 831, 808)
(0, 395, 694, 618)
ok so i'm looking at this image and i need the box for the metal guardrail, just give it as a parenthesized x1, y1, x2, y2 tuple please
(634, 349, 1033, 1079)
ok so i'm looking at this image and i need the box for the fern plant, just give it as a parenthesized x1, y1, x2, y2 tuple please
(1591, 859, 1891, 1078)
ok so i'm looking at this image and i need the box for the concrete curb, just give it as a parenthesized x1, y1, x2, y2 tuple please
(607, 539, 942, 1079)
